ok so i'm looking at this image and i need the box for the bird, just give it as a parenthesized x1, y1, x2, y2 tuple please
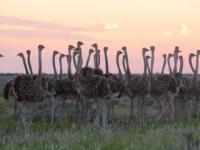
(4, 45, 45, 130)
(73, 41, 111, 129)
(122, 47, 150, 122)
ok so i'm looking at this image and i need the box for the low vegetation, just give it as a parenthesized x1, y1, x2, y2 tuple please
(0, 74, 200, 150)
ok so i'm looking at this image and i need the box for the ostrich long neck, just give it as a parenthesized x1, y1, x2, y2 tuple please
(195, 53, 200, 76)
(150, 50, 155, 75)
(167, 56, 173, 75)
(122, 55, 127, 74)
(52, 53, 58, 80)
(179, 56, 183, 74)
(116, 53, 122, 78)
(73, 52, 78, 70)
(27, 52, 33, 75)
(189, 55, 195, 74)
(77, 48, 82, 73)
(146, 58, 151, 75)
(85, 51, 92, 67)
(59, 56, 64, 79)
(104, 50, 109, 74)
(161, 56, 166, 75)
(37, 49, 42, 84)
(124, 50, 131, 76)
(173, 52, 178, 74)
(68, 49, 72, 79)
(189, 55, 197, 87)
(21, 54, 29, 75)
(97, 54, 100, 69)
(94, 48, 98, 69)
(142, 50, 147, 77)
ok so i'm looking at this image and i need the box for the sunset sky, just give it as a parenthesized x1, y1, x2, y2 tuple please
(1, 0, 200, 73)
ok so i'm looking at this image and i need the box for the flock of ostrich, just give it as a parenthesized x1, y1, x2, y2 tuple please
(1, 42, 200, 129)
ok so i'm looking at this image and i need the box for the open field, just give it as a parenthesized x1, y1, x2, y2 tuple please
(0, 74, 200, 150)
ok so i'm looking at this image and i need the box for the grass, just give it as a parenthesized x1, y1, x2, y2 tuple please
(0, 74, 200, 149)
(1, 97, 200, 150)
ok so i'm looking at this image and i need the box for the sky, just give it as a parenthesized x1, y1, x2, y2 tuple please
(1, 0, 200, 73)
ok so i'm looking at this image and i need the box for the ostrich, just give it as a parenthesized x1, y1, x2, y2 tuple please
(73, 41, 111, 129)
(53, 53, 78, 124)
(148, 46, 181, 121)
(4, 45, 45, 130)
(103, 47, 123, 120)
(0, 54, 3, 57)
(189, 50, 200, 118)
(13, 52, 30, 119)
(26, 50, 33, 75)
(122, 48, 150, 122)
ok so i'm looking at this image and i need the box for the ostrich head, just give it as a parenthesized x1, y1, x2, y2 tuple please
(104, 47, 108, 52)
(38, 44, 45, 51)
(91, 43, 98, 49)
(26, 50, 31, 54)
(117, 50, 123, 56)
(68, 45, 75, 52)
(197, 50, 200, 55)
(122, 46, 127, 52)
(189, 53, 196, 58)
(89, 49, 95, 54)
(174, 46, 181, 54)
(150, 46, 155, 52)
(60, 54, 66, 59)
(77, 41, 84, 47)
(163, 54, 167, 58)
(0, 54, 3, 57)
(17, 53, 24, 57)
(142, 48, 150, 54)
(53, 50, 59, 55)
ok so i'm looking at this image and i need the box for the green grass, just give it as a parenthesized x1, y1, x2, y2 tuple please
(1, 97, 200, 150)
